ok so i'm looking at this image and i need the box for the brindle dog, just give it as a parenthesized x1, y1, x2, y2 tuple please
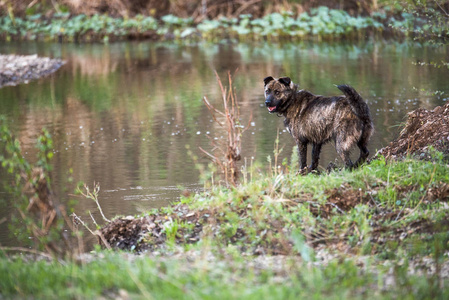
(264, 76, 373, 173)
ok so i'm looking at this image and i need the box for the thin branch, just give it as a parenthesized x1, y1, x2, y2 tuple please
(71, 213, 96, 236)
(328, 202, 346, 214)
(241, 112, 253, 134)
(199, 146, 219, 162)
(0, 246, 54, 260)
(95, 230, 112, 250)
(202, 96, 225, 126)
(203, 95, 226, 117)
(435, 0, 449, 16)
(89, 211, 99, 227)
(77, 183, 110, 223)
(235, 0, 262, 16)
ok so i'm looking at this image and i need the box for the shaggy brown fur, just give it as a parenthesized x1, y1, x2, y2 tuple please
(263, 76, 373, 172)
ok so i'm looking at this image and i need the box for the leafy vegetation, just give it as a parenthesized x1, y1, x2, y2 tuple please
(0, 6, 433, 42)
(0, 117, 80, 257)
(1, 1, 447, 42)
(0, 12, 158, 42)
(386, 0, 449, 42)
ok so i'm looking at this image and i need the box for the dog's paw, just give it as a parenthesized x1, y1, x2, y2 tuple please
(326, 162, 339, 173)
(297, 167, 313, 176)
(308, 169, 321, 175)
(297, 167, 321, 176)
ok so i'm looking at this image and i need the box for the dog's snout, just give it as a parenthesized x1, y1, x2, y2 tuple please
(265, 94, 274, 106)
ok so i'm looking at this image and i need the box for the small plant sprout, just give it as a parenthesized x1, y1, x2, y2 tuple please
(76, 182, 110, 223)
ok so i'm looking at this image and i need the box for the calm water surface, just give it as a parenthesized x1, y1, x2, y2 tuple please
(0, 39, 448, 246)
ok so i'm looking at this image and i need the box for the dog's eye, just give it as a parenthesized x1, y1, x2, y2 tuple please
(266, 89, 271, 94)
(275, 91, 280, 96)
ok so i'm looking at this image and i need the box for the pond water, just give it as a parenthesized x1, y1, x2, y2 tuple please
(0, 39, 448, 247)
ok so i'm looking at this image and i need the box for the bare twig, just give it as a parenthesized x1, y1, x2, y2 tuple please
(95, 230, 112, 250)
(234, 0, 263, 17)
(328, 202, 346, 214)
(89, 211, 99, 227)
(0, 246, 54, 260)
(199, 146, 219, 162)
(203, 95, 226, 117)
(435, 0, 449, 16)
(77, 183, 110, 223)
(71, 213, 96, 236)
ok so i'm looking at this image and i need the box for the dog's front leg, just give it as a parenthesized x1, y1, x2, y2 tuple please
(298, 141, 308, 174)
(310, 143, 322, 171)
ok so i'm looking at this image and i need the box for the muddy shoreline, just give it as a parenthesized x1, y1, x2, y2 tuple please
(0, 54, 65, 88)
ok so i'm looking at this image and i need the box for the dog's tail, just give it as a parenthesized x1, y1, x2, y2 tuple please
(337, 84, 372, 124)
(338, 84, 374, 167)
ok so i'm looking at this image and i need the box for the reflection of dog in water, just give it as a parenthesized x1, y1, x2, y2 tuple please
(263, 76, 373, 173)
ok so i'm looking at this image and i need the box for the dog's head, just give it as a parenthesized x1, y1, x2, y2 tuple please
(263, 76, 297, 114)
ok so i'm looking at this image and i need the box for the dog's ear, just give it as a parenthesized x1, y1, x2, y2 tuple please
(278, 77, 291, 87)
(263, 76, 274, 86)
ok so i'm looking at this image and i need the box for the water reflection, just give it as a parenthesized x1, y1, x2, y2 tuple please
(0, 39, 448, 246)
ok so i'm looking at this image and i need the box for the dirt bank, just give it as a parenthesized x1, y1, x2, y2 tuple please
(0, 54, 65, 88)
(375, 102, 449, 160)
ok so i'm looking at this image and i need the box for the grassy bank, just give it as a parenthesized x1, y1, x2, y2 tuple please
(1, 153, 448, 298)
(97, 153, 449, 258)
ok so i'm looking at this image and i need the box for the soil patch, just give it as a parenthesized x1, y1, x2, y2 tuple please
(319, 187, 368, 217)
(374, 102, 449, 160)
(99, 205, 208, 252)
(0, 54, 65, 88)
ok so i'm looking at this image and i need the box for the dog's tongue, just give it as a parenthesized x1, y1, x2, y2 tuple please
(268, 106, 276, 112)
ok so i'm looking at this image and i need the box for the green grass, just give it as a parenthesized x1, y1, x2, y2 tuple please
(1, 153, 449, 299)
(1, 248, 447, 299)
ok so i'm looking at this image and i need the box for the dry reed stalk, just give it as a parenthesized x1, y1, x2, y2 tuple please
(200, 70, 251, 186)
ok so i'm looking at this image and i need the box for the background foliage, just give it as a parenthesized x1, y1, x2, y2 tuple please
(1, 1, 447, 42)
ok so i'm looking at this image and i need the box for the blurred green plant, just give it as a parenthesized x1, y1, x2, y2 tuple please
(0, 117, 79, 257)
(382, 0, 449, 42)
(3, 5, 444, 43)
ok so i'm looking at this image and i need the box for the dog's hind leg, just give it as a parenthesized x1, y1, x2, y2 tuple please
(338, 150, 354, 169)
(354, 137, 370, 168)
(354, 145, 369, 168)
(335, 135, 354, 169)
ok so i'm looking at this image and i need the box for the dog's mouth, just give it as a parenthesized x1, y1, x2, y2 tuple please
(267, 106, 277, 113)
